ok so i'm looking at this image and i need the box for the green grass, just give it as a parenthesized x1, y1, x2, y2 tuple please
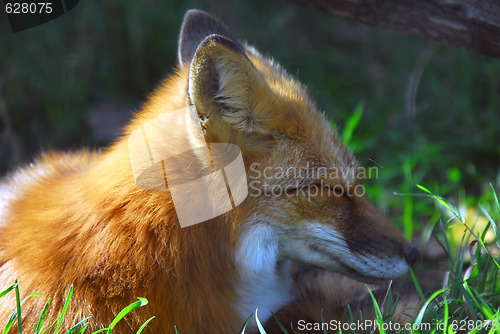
(0, 284, 153, 334)
(407, 186, 500, 333)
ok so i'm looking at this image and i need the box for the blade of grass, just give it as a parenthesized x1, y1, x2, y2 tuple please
(136, 316, 155, 334)
(479, 204, 499, 244)
(54, 285, 74, 334)
(34, 298, 51, 334)
(3, 288, 43, 334)
(413, 289, 446, 326)
(417, 185, 461, 221)
(442, 295, 448, 334)
(464, 284, 494, 319)
(433, 220, 455, 263)
(271, 312, 289, 334)
(3, 286, 20, 334)
(387, 283, 394, 317)
(460, 284, 478, 321)
(410, 267, 426, 302)
(254, 309, 267, 334)
(107, 297, 148, 333)
(40, 319, 58, 334)
(0, 282, 17, 299)
(341, 102, 363, 146)
(289, 322, 300, 334)
(378, 280, 393, 319)
(15, 281, 22, 334)
(476, 231, 500, 270)
(64, 317, 90, 334)
(238, 314, 254, 334)
(366, 286, 386, 334)
(75, 324, 89, 334)
(491, 184, 500, 221)
(320, 309, 327, 334)
(403, 160, 414, 241)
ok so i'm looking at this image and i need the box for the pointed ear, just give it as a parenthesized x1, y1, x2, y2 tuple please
(178, 9, 240, 66)
(188, 35, 275, 135)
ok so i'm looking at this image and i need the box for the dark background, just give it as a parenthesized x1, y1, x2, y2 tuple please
(1, 0, 499, 236)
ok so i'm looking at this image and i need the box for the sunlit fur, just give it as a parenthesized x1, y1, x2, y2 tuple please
(0, 12, 413, 333)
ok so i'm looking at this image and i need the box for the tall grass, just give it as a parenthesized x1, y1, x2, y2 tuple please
(0, 283, 153, 334)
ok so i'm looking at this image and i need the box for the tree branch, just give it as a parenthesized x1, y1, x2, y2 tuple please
(284, 0, 500, 58)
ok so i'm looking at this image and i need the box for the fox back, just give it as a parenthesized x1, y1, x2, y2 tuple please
(0, 10, 418, 333)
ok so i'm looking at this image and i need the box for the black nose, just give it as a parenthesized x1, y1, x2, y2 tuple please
(405, 246, 419, 266)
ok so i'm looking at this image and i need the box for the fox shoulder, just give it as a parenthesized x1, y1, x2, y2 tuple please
(0, 150, 98, 225)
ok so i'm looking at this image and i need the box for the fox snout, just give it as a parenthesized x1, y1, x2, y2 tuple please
(335, 195, 419, 281)
(279, 194, 419, 283)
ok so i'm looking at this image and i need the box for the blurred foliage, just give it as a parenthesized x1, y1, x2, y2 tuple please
(0, 0, 499, 233)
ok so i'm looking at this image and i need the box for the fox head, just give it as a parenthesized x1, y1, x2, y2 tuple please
(127, 9, 419, 321)
(175, 9, 418, 284)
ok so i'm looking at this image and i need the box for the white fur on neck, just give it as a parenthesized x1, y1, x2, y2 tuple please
(234, 221, 294, 326)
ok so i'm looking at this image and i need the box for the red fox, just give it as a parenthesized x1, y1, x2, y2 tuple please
(0, 9, 419, 333)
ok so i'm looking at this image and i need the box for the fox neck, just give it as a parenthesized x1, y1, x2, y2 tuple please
(235, 222, 296, 324)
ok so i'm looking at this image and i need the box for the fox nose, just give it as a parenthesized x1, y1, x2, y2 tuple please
(405, 246, 419, 266)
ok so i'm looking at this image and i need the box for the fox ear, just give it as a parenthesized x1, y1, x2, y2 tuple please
(178, 9, 240, 66)
(188, 35, 275, 135)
